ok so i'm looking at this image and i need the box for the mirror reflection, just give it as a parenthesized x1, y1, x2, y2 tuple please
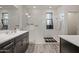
(1, 12, 8, 30)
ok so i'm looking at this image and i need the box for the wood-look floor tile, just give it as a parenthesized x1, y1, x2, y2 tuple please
(25, 43, 60, 53)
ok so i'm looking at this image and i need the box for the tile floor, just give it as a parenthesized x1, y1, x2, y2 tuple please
(25, 42, 60, 53)
(26, 28, 60, 53)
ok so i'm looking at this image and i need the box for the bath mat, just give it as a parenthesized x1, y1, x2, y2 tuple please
(44, 37, 57, 42)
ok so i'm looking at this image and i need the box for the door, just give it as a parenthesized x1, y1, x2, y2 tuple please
(67, 12, 79, 35)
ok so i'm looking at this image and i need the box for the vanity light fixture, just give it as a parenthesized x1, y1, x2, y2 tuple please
(49, 6, 52, 9)
(33, 6, 36, 8)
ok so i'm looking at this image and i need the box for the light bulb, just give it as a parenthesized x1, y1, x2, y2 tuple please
(33, 6, 36, 8)
(49, 6, 52, 9)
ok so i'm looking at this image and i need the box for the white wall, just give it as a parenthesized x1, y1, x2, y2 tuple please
(67, 13, 79, 35)
(57, 5, 79, 35)
(0, 6, 28, 30)
(16, 6, 29, 30)
(23, 7, 61, 43)
(57, 6, 70, 35)
(1, 5, 79, 35)
(76, 13, 79, 35)
(8, 9, 19, 30)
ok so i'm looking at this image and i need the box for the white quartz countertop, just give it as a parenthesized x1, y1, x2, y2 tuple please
(0, 30, 28, 45)
(59, 35, 79, 47)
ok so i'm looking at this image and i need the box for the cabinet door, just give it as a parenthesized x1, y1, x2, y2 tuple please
(0, 39, 14, 53)
(14, 40, 23, 53)
(0, 47, 14, 53)
(21, 32, 29, 52)
(60, 38, 79, 53)
(22, 37, 29, 52)
(14, 32, 29, 53)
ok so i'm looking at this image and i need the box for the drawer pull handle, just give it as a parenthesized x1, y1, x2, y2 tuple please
(3, 42, 13, 49)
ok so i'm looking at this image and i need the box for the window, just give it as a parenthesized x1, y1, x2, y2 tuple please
(1, 13, 8, 29)
(2, 13, 8, 25)
(46, 12, 53, 29)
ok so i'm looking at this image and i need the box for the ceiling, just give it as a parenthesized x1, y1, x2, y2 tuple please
(23, 5, 61, 10)
(0, 5, 61, 11)
(0, 5, 17, 10)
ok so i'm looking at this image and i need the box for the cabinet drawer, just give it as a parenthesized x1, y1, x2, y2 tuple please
(0, 40, 14, 53)
(0, 48, 13, 53)
(60, 38, 79, 53)
(0, 39, 14, 49)
(3, 42, 14, 49)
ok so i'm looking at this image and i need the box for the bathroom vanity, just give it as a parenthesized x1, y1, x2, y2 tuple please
(59, 35, 79, 53)
(0, 30, 29, 53)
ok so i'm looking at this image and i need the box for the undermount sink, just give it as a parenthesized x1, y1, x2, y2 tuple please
(0, 30, 28, 45)
(0, 30, 20, 34)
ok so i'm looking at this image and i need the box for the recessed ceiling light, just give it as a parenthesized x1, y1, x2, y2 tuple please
(25, 13, 29, 15)
(49, 6, 52, 9)
(14, 5, 18, 8)
(0, 7, 2, 9)
(33, 6, 36, 8)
